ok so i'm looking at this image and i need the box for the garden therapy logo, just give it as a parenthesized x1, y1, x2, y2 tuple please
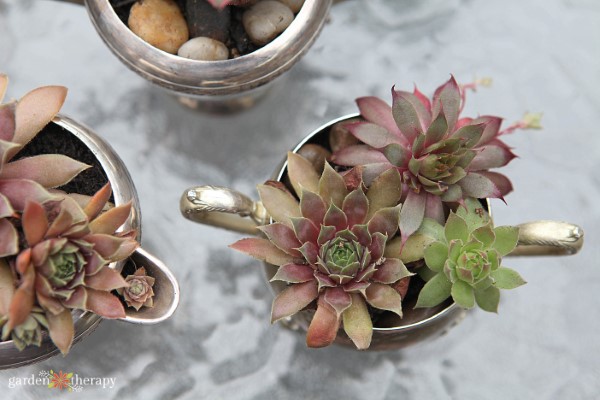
(41, 370, 82, 392)
(7, 369, 116, 391)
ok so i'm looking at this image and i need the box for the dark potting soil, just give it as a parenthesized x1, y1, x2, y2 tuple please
(14, 122, 111, 200)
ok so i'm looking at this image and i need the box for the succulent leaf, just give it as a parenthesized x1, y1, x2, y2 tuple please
(332, 144, 389, 166)
(491, 267, 526, 289)
(364, 283, 403, 317)
(474, 285, 500, 312)
(318, 163, 348, 208)
(349, 122, 399, 149)
(391, 90, 424, 142)
(399, 189, 426, 242)
(270, 263, 314, 283)
(230, 238, 299, 266)
(356, 96, 406, 144)
(11, 86, 67, 159)
(287, 152, 320, 197)
(431, 76, 461, 130)
(46, 309, 73, 356)
(423, 241, 448, 273)
(342, 294, 372, 350)
(271, 280, 319, 323)
(451, 280, 475, 308)
(306, 297, 339, 348)
(365, 168, 402, 221)
(414, 272, 452, 308)
(0, 219, 18, 257)
(299, 189, 326, 225)
(444, 213, 469, 243)
(258, 184, 300, 226)
(492, 226, 520, 257)
(0, 155, 90, 188)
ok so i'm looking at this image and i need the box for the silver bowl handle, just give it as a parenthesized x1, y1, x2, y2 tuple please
(180, 186, 267, 235)
(181, 186, 584, 257)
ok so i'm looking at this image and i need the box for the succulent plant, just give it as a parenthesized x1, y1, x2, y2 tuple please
(331, 76, 541, 244)
(0, 76, 89, 258)
(0, 307, 48, 351)
(3, 183, 138, 354)
(117, 267, 156, 310)
(0, 76, 143, 355)
(231, 152, 413, 349)
(415, 198, 525, 312)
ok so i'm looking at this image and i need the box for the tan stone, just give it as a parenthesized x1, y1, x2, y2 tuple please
(178, 37, 229, 61)
(128, 0, 189, 54)
(242, 1, 294, 46)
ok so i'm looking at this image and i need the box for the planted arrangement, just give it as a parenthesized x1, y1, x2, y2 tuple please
(0, 76, 149, 355)
(230, 76, 542, 349)
(114, 0, 303, 61)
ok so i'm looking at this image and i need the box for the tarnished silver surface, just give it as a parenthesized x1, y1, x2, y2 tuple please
(0, 0, 598, 398)
(81, 0, 332, 110)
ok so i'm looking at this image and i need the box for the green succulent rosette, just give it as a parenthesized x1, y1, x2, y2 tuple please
(415, 198, 526, 312)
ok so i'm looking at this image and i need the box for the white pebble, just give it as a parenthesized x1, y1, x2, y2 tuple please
(277, 0, 304, 13)
(242, 1, 294, 46)
(177, 37, 229, 61)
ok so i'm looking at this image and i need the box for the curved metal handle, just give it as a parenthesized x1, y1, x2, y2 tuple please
(509, 221, 584, 257)
(180, 186, 267, 235)
(181, 187, 583, 257)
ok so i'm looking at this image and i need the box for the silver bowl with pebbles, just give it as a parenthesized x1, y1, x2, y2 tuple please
(62, 0, 332, 111)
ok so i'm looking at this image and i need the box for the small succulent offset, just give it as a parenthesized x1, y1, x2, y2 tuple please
(331, 76, 541, 244)
(231, 152, 412, 349)
(415, 198, 526, 312)
(0, 75, 140, 355)
(117, 267, 156, 311)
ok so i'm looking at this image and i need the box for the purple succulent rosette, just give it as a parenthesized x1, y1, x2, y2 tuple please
(331, 76, 540, 244)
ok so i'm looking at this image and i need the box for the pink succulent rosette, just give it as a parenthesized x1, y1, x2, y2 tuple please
(231, 153, 413, 349)
(117, 267, 156, 311)
(331, 76, 540, 244)
(0, 79, 88, 258)
(7, 184, 138, 354)
(0, 76, 140, 355)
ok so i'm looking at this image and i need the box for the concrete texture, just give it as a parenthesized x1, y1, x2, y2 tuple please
(0, 0, 598, 398)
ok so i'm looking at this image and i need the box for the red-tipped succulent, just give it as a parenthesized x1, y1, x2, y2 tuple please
(5, 184, 138, 354)
(0, 76, 140, 355)
(117, 267, 156, 311)
(0, 76, 89, 259)
(331, 76, 541, 244)
(231, 152, 412, 349)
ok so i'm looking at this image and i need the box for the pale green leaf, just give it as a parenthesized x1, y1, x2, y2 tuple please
(493, 226, 519, 257)
(491, 267, 526, 289)
(415, 273, 452, 308)
(451, 280, 475, 308)
(474, 285, 500, 313)
(423, 241, 448, 273)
